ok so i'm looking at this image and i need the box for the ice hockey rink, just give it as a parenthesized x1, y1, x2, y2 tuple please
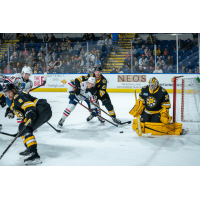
(0, 92, 200, 166)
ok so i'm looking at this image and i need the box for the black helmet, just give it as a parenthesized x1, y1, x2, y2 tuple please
(3, 83, 17, 93)
(95, 66, 102, 72)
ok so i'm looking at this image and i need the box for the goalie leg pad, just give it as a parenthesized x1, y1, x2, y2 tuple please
(129, 99, 145, 118)
(132, 119, 145, 134)
(144, 122, 182, 135)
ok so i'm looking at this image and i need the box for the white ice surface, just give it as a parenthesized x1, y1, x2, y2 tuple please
(0, 92, 200, 166)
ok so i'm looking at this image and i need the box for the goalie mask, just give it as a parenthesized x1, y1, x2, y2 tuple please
(148, 77, 159, 93)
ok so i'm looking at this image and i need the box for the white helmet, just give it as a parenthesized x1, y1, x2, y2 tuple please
(87, 77, 96, 86)
(22, 66, 32, 77)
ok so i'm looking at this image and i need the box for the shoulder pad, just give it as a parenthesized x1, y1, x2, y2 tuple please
(161, 88, 166, 92)
(89, 73, 94, 77)
(142, 85, 147, 89)
(14, 94, 19, 99)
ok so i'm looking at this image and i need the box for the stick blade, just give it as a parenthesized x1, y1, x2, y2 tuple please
(44, 72, 47, 81)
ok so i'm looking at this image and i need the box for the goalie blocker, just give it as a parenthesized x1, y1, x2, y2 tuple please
(129, 77, 183, 135)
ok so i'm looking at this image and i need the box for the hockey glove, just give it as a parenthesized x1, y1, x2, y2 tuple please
(5, 107, 15, 119)
(74, 86, 81, 95)
(25, 110, 37, 124)
(69, 92, 76, 101)
(129, 99, 145, 117)
(160, 107, 172, 124)
(0, 99, 6, 108)
(91, 108, 98, 117)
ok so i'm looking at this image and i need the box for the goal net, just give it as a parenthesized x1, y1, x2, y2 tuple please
(173, 76, 200, 125)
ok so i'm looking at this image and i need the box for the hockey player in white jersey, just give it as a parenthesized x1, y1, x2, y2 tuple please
(58, 77, 103, 128)
(3, 66, 33, 123)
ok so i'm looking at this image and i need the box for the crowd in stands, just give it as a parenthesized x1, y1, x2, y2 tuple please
(0, 33, 199, 74)
(0, 33, 114, 74)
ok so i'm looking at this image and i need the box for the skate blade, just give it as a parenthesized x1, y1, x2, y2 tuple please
(24, 158, 42, 165)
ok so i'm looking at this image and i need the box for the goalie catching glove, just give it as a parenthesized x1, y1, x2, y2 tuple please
(129, 99, 145, 117)
(160, 107, 172, 124)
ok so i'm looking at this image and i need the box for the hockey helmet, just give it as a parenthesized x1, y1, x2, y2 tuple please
(87, 77, 96, 86)
(148, 77, 159, 93)
(3, 83, 18, 94)
(22, 66, 32, 76)
(95, 66, 102, 72)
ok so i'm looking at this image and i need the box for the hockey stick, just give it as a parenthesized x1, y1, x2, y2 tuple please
(47, 122, 69, 133)
(28, 72, 47, 93)
(0, 131, 17, 137)
(74, 99, 118, 127)
(0, 119, 31, 160)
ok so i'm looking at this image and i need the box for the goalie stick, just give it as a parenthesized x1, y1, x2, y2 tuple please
(0, 119, 31, 160)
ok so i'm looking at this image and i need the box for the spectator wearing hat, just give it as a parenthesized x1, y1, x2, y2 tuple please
(132, 34, 143, 44)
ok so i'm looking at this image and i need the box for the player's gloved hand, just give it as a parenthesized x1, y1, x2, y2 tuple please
(91, 108, 98, 117)
(69, 92, 75, 101)
(87, 87, 97, 95)
(25, 110, 36, 124)
(74, 86, 81, 95)
(0, 100, 6, 108)
(5, 107, 15, 119)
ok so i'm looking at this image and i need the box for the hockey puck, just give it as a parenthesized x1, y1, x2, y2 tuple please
(119, 131, 123, 133)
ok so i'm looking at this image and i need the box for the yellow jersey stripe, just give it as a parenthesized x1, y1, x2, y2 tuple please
(21, 101, 36, 110)
(24, 136, 35, 144)
(27, 141, 37, 148)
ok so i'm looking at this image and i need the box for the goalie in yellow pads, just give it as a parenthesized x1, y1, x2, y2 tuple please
(129, 77, 183, 135)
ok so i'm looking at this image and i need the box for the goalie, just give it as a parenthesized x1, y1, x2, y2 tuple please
(129, 77, 182, 135)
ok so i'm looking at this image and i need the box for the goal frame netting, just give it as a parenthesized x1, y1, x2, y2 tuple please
(173, 76, 200, 123)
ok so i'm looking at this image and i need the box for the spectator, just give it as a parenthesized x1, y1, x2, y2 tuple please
(165, 65, 173, 73)
(125, 51, 131, 59)
(130, 46, 137, 56)
(13, 62, 22, 73)
(4, 66, 13, 74)
(146, 33, 156, 45)
(148, 56, 155, 67)
(18, 34, 25, 43)
(89, 33, 95, 41)
(133, 56, 139, 70)
(117, 68, 123, 73)
(153, 46, 161, 56)
(81, 67, 87, 73)
(149, 65, 154, 73)
(156, 57, 166, 69)
(138, 65, 145, 73)
(144, 46, 151, 57)
(40, 44, 46, 54)
(187, 68, 193, 74)
(22, 48, 29, 57)
(136, 45, 145, 57)
(80, 48, 85, 57)
(66, 62, 72, 73)
(74, 41, 82, 51)
(179, 65, 186, 73)
(139, 54, 148, 68)
(45, 53, 51, 63)
(70, 56, 77, 67)
(88, 65, 95, 73)
(33, 65, 39, 74)
(69, 66, 78, 73)
(16, 44, 21, 51)
(49, 34, 56, 43)
(51, 52, 58, 62)
(105, 35, 112, 47)
(110, 67, 117, 74)
(57, 47, 62, 55)
(50, 66, 60, 73)
(192, 34, 198, 45)
(165, 55, 174, 67)
(97, 37, 105, 46)
(59, 64, 66, 74)
(65, 55, 71, 62)
(65, 36, 71, 43)
(81, 33, 89, 42)
(122, 65, 131, 73)
(18, 52, 25, 64)
(48, 43, 53, 54)
(43, 34, 49, 43)
(37, 51, 44, 62)
(67, 44, 73, 55)
(11, 52, 19, 66)
(77, 57, 84, 68)
(174, 39, 184, 50)
(195, 66, 199, 73)
(163, 47, 169, 56)
(38, 64, 44, 74)
(153, 66, 163, 73)
(24, 34, 31, 43)
(22, 42, 28, 50)
(31, 33, 38, 43)
(124, 56, 132, 68)
(94, 56, 101, 66)
(132, 33, 143, 44)
(54, 42, 60, 53)
(31, 47, 36, 55)
(184, 39, 194, 51)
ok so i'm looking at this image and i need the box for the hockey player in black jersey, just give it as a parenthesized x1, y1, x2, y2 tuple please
(129, 77, 183, 135)
(74, 66, 121, 124)
(3, 83, 52, 165)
